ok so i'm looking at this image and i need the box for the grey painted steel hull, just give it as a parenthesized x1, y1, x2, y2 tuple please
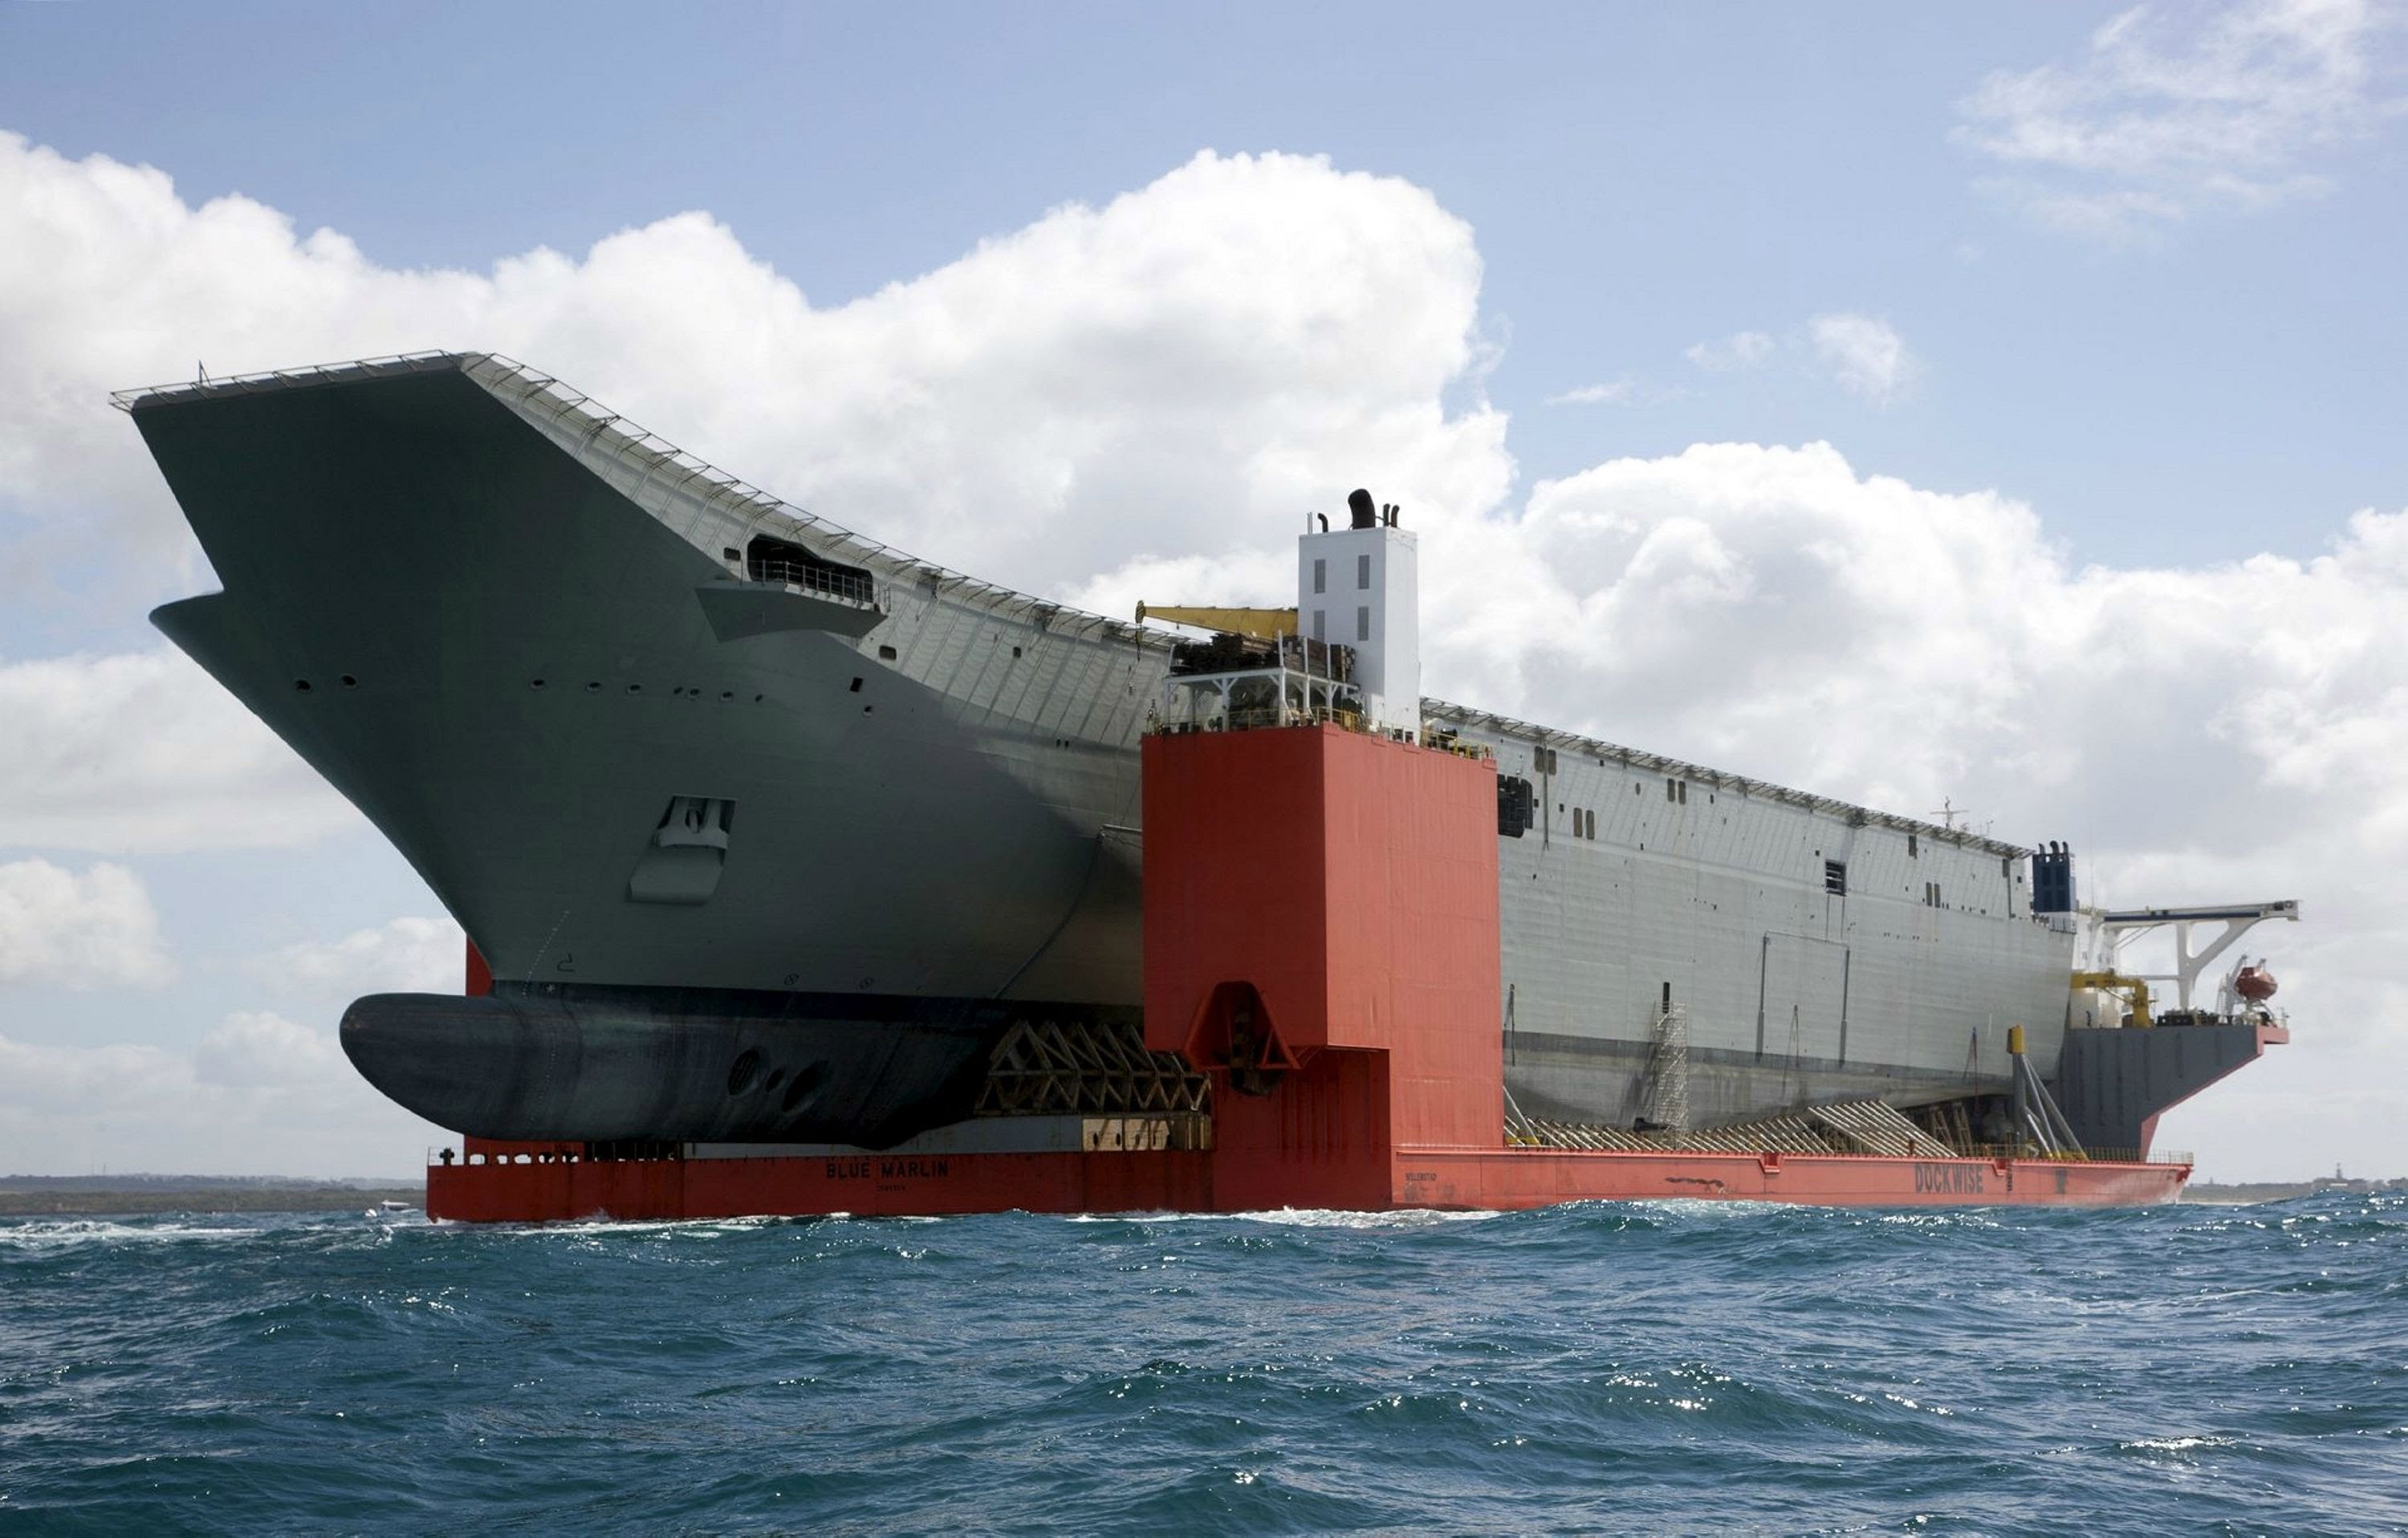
(1467, 729, 2081, 1129)
(2055, 1020, 2272, 1152)
(132, 354, 2101, 1146)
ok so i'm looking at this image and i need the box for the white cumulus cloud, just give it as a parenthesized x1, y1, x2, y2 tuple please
(1808, 313, 1918, 405)
(0, 133, 1510, 602)
(1684, 330, 1777, 372)
(0, 858, 174, 989)
(193, 1010, 344, 1088)
(1546, 377, 1689, 409)
(0, 1015, 437, 1176)
(1548, 380, 1641, 406)
(0, 649, 357, 854)
(1955, 0, 2406, 238)
(258, 916, 465, 999)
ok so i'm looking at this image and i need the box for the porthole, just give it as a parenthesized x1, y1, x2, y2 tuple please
(627, 683, 642, 694)
(586, 682, 602, 693)
(720, 690, 734, 702)
(293, 678, 312, 692)
(781, 1062, 829, 1114)
(340, 675, 359, 689)
(529, 678, 545, 690)
(726, 1049, 762, 1096)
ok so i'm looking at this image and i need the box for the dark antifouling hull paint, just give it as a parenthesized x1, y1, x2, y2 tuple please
(340, 985, 1016, 1149)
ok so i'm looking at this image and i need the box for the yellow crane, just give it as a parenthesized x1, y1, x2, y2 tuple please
(1133, 604, 1298, 641)
(2071, 970, 2154, 1028)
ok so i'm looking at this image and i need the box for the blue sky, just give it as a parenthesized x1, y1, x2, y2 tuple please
(2, 1, 2402, 1179)
(10, 1, 2401, 571)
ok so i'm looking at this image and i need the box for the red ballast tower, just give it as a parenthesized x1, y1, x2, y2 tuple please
(1141, 721, 1504, 1211)
(425, 720, 2187, 1221)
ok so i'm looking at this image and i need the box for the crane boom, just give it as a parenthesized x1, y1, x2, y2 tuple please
(1133, 603, 1299, 641)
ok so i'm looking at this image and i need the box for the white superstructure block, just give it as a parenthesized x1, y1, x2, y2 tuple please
(1299, 516, 1420, 734)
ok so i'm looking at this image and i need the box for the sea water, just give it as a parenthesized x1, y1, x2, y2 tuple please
(2, 1193, 2402, 1534)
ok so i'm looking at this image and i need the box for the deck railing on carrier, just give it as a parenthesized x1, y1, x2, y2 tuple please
(743, 554, 877, 607)
(112, 350, 1166, 653)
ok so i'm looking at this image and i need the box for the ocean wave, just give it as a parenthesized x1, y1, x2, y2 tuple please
(2, 1191, 2402, 1532)
(0, 1217, 266, 1250)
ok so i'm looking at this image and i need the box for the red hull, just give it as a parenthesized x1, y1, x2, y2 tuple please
(425, 1142, 2185, 1223)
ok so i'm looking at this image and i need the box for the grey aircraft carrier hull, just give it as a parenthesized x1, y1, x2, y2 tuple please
(127, 353, 2138, 1149)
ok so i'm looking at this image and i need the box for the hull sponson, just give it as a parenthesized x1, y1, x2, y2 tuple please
(340, 985, 1043, 1147)
(132, 354, 2088, 1143)
(2054, 1019, 2279, 1152)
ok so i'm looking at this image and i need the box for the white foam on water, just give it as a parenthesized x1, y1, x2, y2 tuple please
(1626, 1196, 1795, 1220)
(1060, 1206, 1503, 1229)
(490, 1214, 809, 1239)
(2121, 1434, 2241, 1456)
(0, 1218, 260, 1250)
(1238, 1206, 1505, 1228)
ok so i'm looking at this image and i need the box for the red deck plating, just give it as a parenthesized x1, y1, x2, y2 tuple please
(428, 727, 2187, 1222)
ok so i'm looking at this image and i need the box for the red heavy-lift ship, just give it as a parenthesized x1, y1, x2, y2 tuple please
(428, 720, 2194, 1222)
(112, 353, 2272, 1222)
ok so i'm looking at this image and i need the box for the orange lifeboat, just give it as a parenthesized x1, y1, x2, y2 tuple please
(2235, 966, 2278, 1003)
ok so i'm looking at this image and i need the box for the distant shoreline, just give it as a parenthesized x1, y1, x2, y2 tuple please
(0, 1178, 424, 1218)
(2183, 1178, 2404, 1206)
